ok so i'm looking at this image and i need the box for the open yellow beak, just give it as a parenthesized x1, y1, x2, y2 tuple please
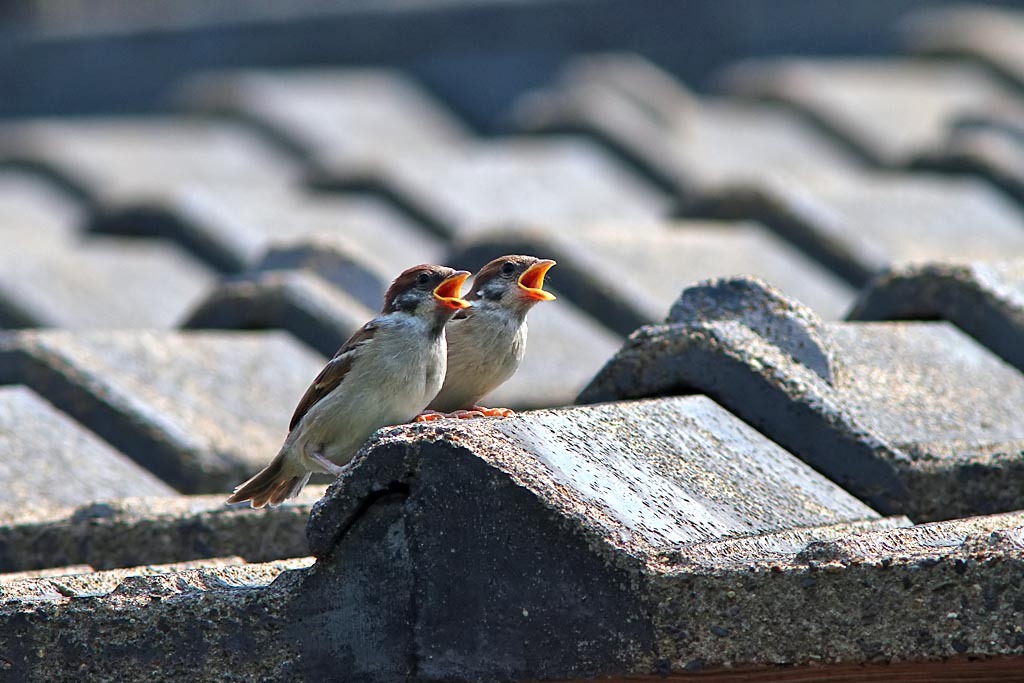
(517, 259, 557, 301)
(433, 271, 472, 310)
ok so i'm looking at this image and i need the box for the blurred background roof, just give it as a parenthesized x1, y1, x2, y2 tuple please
(4, 0, 1022, 127)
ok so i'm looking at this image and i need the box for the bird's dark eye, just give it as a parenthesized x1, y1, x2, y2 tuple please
(416, 272, 432, 286)
(500, 262, 516, 275)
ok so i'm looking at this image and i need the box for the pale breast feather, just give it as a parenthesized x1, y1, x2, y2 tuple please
(288, 320, 377, 431)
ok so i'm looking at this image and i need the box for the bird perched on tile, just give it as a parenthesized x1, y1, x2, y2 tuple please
(227, 264, 471, 508)
(417, 255, 556, 421)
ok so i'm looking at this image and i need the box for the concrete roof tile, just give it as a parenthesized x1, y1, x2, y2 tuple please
(581, 276, 1024, 521)
(0, 330, 324, 493)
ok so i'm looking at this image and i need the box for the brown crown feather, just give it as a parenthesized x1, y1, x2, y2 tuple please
(382, 264, 459, 313)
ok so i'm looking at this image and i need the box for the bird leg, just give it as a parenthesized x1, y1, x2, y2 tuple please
(413, 410, 448, 422)
(453, 406, 515, 419)
(415, 406, 515, 421)
(309, 451, 349, 477)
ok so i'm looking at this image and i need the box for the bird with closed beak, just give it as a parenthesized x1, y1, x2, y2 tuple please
(417, 255, 556, 421)
(227, 264, 471, 508)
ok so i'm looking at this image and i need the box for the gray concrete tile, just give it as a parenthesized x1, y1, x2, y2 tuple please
(98, 183, 446, 274)
(913, 114, 1024, 207)
(581, 276, 1024, 521)
(850, 258, 1024, 374)
(0, 386, 176, 509)
(0, 165, 214, 330)
(255, 234, 395, 311)
(183, 270, 374, 357)
(4, 406, 1024, 679)
(313, 136, 673, 241)
(685, 172, 1024, 286)
(177, 67, 471, 168)
(719, 57, 1018, 167)
(0, 330, 325, 494)
(906, 5, 1024, 89)
(310, 396, 887, 558)
(0, 489, 324, 572)
(0, 117, 300, 206)
(451, 220, 857, 337)
(515, 53, 863, 193)
(0, 170, 83, 246)
(0, 237, 215, 328)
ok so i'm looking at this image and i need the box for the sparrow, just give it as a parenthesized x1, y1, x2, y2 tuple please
(227, 264, 471, 508)
(417, 255, 556, 421)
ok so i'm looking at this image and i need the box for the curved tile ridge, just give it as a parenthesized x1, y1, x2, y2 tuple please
(849, 259, 1024, 373)
(668, 275, 838, 384)
(307, 396, 883, 563)
(581, 276, 1024, 521)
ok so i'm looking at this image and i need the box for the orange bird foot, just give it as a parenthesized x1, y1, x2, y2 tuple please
(413, 410, 447, 422)
(454, 406, 515, 419)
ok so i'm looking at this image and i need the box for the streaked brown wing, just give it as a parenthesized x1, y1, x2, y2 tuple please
(288, 321, 377, 431)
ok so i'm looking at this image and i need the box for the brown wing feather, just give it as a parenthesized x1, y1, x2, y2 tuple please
(288, 321, 377, 431)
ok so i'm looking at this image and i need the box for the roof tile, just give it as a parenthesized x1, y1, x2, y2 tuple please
(581, 276, 1024, 521)
(183, 270, 373, 357)
(0, 386, 176, 510)
(178, 67, 471, 168)
(0, 330, 324, 493)
(0, 490, 322, 572)
(3, 406, 1024, 679)
(451, 221, 857, 336)
(905, 5, 1024, 89)
(850, 258, 1024, 373)
(312, 137, 673, 240)
(718, 57, 1018, 167)
(685, 172, 1024, 285)
(0, 117, 300, 205)
(515, 53, 862, 192)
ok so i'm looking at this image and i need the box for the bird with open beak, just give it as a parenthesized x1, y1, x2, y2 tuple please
(227, 264, 471, 507)
(417, 255, 556, 420)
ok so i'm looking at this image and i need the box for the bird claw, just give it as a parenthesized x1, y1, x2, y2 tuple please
(455, 406, 514, 419)
(415, 406, 515, 421)
(449, 408, 486, 419)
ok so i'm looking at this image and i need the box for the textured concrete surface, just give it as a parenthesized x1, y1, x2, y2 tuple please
(685, 171, 1024, 286)
(0, 236, 214, 328)
(256, 234, 392, 311)
(2, 407, 1022, 681)
(92, 183, 443, 273)
(451, 221, 855, 339)
(0, 386, 176, 509)
(0, 117, 299, 206)
(850, 259, 1024, 373)
(719, 57, 1015, 167)
(0, 557, 314, 681)
(914, 115, 1024, 207)
(0, 490, 322, 572)
(0, 330, 325, 493)
(906, 5, 1024, 90)
(183, 270, 373, 357)
(313, 137, 672, 241)
(0, 556, 290, 599)
(581, 276, 1024, 521)
(0, 170, 82, 244)
(178, 67, 471, 169)
(307, 397, 886, 560)
(515, 52, 862, 193)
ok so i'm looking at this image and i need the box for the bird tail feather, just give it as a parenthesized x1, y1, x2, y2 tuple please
(226, 450, 311, 508)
